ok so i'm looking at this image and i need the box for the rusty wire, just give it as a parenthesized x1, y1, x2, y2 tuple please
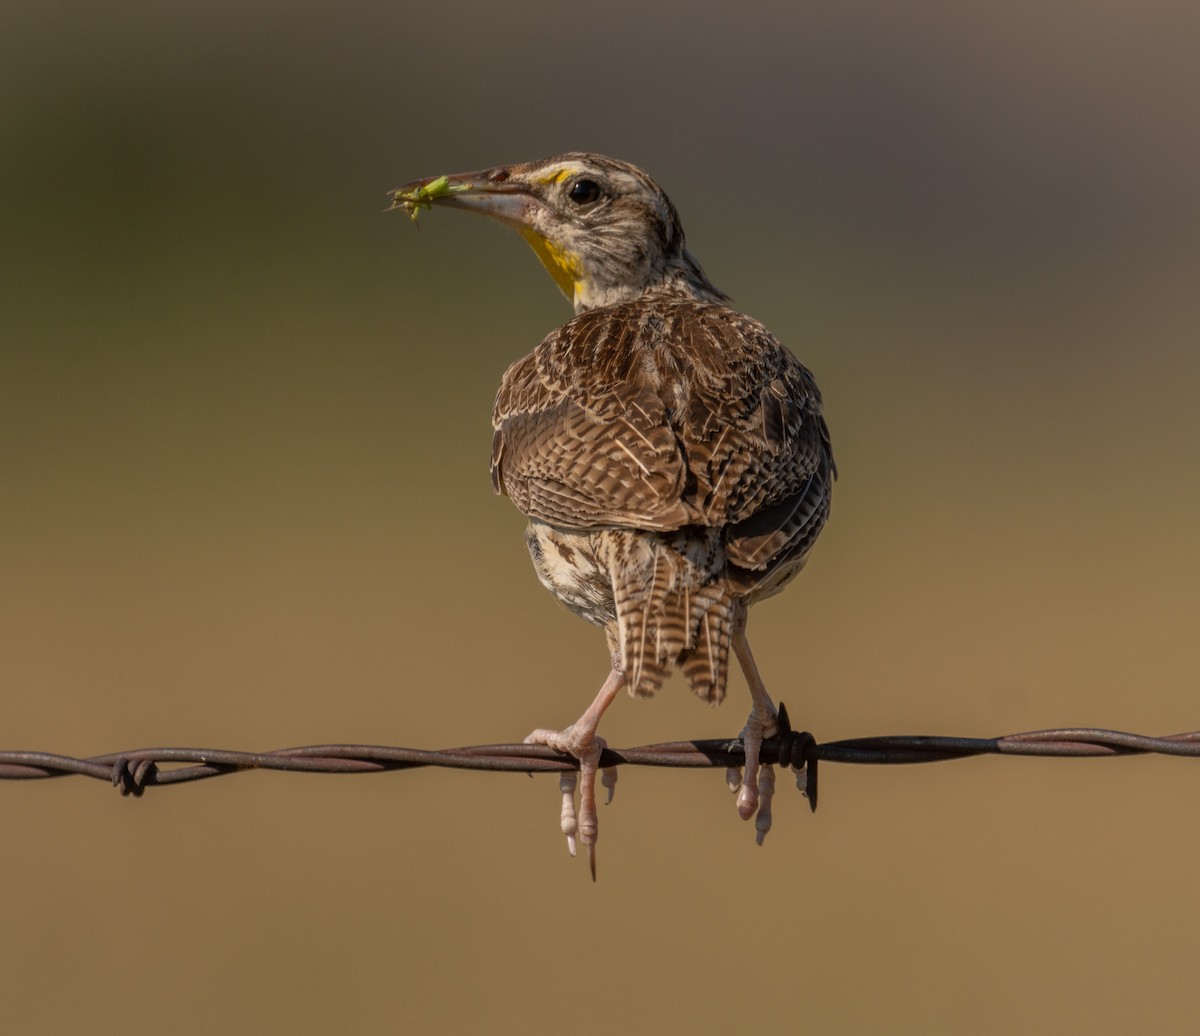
(2, 702, 1198, 805)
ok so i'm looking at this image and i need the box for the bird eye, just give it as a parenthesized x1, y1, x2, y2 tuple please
(568, 179, 603, 205)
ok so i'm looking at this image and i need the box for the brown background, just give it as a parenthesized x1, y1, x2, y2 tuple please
(3, 1, 1199, 1032)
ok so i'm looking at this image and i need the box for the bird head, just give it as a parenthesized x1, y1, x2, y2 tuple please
(390, 152, 726, 312)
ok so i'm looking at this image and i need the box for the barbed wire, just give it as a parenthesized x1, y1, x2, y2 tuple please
(3, 702, 1198, 806)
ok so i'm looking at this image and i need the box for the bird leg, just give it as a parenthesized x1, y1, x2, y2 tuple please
(730, 619, 780, 845)
(524, 664, 625, 879)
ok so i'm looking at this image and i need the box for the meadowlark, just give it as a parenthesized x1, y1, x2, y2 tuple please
(391, 153, 834, 876)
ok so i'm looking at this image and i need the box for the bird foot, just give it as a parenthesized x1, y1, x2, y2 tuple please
(524, 725, 614, 879)
(726, 704, 779, 845)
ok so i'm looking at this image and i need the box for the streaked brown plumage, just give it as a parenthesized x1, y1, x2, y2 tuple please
(391, 153, 834, 875)
(494, 294, 832, 702)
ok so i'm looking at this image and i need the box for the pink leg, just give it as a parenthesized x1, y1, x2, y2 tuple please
(524, 665, 625, 879)
(731, 621, 780, 845)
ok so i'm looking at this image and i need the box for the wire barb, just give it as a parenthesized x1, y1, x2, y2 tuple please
(774, 702, 819, 811)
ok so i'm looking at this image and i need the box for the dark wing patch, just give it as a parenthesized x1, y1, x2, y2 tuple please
(672, 306, 834, 589)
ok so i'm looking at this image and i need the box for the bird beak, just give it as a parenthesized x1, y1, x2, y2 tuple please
(389, 164, 581, 304)
(388, 168, 536, 229)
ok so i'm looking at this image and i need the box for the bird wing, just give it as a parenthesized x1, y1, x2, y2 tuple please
(675, 306, 834, 579)
(491, 303, 694, 529)
(491, 299, 834, 576)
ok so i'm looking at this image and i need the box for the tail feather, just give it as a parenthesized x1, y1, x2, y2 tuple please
(679, 585, 735, 703)
(607, 532, 735, 703)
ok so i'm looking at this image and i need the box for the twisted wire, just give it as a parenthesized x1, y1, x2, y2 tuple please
(3, 700, 1196, 803)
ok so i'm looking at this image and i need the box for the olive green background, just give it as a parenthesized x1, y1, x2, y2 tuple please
(3, 1, 1199, 1032)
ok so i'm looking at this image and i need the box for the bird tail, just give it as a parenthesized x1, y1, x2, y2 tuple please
(608, 532, 735, 703)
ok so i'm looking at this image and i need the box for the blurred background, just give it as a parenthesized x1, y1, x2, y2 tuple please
(2, 0, 1198, 1031)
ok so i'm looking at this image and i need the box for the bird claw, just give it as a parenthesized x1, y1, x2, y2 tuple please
(729, 699, 819, 841)
(725, 765, 742, 794)
(525, 726, 607, 878)
(735, 776, 760, 821)
(754, 763, 776, 845)
(732, 703, 780, 840)
(557, 771, 579, 856)
(600, 766, 618, 805)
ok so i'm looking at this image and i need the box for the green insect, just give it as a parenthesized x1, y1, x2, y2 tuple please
(389, 175, 469, 224)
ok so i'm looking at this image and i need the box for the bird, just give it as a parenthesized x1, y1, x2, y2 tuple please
(390, 153, 834, 877)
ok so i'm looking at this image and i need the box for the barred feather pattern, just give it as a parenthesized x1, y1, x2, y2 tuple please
(494, 286, 834, 701)
(525, 521, 736, 702)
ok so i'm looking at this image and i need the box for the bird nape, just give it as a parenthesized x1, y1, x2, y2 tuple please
(391, 152, 834, 879)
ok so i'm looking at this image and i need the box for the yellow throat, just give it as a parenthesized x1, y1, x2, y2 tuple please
(519, 228, 582, 303)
